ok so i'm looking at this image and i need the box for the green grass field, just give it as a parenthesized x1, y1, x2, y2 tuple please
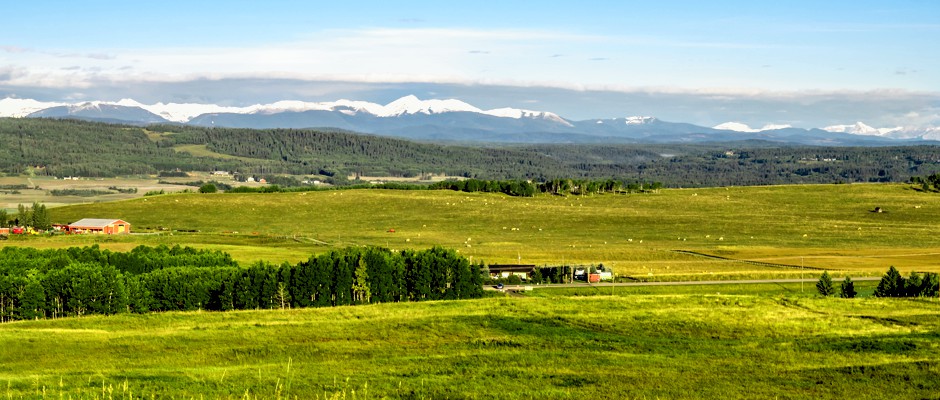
(19, 183, 940, 280)
(0, 288, 937, 399)
(2, 183, 940, 398)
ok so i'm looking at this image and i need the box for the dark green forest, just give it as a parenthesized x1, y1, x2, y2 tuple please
(0, 245, 484, 321)
(3, 118, 940, 187)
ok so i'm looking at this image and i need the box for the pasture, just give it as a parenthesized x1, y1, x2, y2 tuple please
(19, 182, 940, 280)
(0, 289, 937, 399)
(0, 175, 193, 211)
(1, 183, 938, 399)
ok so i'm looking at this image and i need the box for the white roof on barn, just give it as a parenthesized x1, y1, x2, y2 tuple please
(69, 218, 128, 228)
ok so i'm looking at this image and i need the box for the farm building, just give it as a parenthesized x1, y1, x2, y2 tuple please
(67, 218, 131, 234)
(488, 264, 537, 280)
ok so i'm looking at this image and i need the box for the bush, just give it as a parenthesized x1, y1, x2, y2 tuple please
(198, 183, 217, 193)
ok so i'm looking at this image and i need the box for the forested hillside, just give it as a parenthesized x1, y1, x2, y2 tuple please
(3, 118, 940, 187)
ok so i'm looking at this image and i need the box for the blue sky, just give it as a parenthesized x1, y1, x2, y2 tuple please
(1, 0, 938, 127)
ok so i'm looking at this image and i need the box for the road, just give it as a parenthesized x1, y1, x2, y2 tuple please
(485, 277, 882, 291)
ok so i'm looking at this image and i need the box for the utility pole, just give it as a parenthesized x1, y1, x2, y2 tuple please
(801, 257, 804, 293)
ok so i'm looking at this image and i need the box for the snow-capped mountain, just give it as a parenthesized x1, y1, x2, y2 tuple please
(4, 95, 938, 145)
(27, 101, 170, 124)
(713, 122, 793, 132)
(0, 98, 66, 118)
(380, 95, 480, 116)
(822, 122, 902, 137)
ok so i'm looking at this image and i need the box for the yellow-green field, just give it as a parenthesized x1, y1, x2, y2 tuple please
(7, 182, 936, 280)
(2, 183, 939, 399)
(0, 291, 936, 399)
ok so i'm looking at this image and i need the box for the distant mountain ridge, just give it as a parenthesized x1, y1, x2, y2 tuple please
(2, 96, 937, 145)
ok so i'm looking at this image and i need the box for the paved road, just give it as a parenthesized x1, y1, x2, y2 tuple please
(485, 277, 882, 291)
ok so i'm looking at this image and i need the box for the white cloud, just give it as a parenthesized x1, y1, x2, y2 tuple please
(0, 27, 606, 88)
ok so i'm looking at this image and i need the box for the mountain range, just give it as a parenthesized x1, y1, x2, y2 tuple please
(1, 96, 937, 145)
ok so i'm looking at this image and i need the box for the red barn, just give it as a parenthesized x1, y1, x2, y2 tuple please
(67, 219, 131, 234)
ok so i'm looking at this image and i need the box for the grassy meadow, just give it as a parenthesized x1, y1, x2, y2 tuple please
(17, 182, 940, 280)
(0, 175, 194, 211)
(0, 289, 937, 399)
(1, 183, 939, 398)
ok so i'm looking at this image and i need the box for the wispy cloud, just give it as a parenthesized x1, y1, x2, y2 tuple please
(1, 45, 30, 53)
(0, 26, 936, 99)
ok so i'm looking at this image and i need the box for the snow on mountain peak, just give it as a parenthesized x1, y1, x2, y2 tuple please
(115, 98, 145, 108)
(759, 124, 792, 131)
(625, 116, 655, 125)
(714, 122, 792, 132)
(482, 107, 573, 126)
(823, 122, 879, 135)
(71, 101, 105, 112)
(0, 98, 65, 117)
(714, 122, 757, 132)
(381, 95, 482, 116)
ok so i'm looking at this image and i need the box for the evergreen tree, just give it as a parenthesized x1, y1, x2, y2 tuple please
(352, 255, 371, 304)
(312, 254, 333, 307)
(291, 260, 315, 308)
(906, 272, 923, 297)
(0, 209, 8, 227)
(30, 202, 51, 231)
(530, 268, 543, 284)
(468, 261, 485, 297)
(816, 271, 835, 296)
(874, 266, 905, 297)
(839, 276, 857, 299)
(15, 204, 29, 228)
(276, 262, 293, 309)
(920, 273, 939, 297)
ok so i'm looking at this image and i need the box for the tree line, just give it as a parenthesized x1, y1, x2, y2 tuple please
(0, 244, 485, 322)
(815, 267, 938, 298)
(0, 202, 50, 230)
(211, 178, 662, 198)
(910, 173, 940, 192)
(430, 178, 663, 197)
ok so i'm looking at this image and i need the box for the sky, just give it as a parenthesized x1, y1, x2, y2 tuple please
(1, 0, 938, 128)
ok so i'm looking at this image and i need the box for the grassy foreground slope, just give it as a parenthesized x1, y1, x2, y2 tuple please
(0, 292, 937, 399)
(36, 183, 940, 279)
